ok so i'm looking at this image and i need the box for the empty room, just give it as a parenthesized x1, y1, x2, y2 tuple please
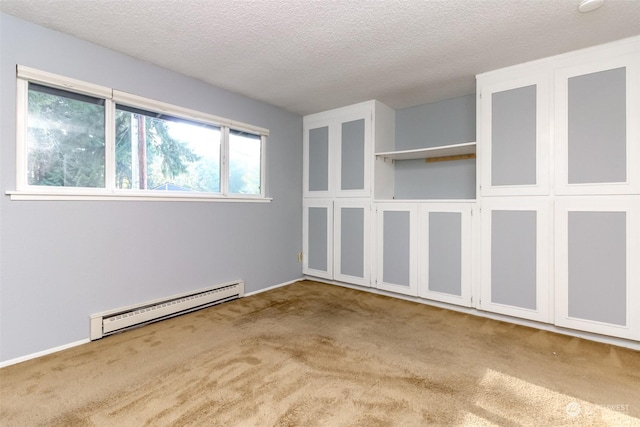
(0, 1, 639, 425)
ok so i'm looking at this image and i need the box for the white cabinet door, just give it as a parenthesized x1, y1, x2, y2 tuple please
(479, 198, 551, 322)
(554, 197, 640, 340)
(477, 74, 550, 196)
(335, 107, 372, 198)
(333, 200, 371, 287)
(418, 203, 473, 307)
(303, 118, 333, 198)
(554, 52, 640, 195)
(303, 102, 373, 198)
(302, 199, 333, 279)
(375, 203, 418, 296)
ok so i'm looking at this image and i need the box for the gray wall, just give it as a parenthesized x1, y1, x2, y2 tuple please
(394, 95, 476, 199)
(0, 13, 303, 362)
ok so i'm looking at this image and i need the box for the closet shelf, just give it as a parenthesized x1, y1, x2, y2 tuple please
(375, 142, 476, 161)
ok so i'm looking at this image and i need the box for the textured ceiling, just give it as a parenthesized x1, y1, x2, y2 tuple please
(2, 0, 639, 115)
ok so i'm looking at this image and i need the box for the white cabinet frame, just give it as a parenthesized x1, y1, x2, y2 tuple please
(334, 105, 373, 198)
(418, 203, 473, 307)
(374, 203, 418, 296)
(303, 102, 374, 198)
(477, 73, 551, 197)
(302, 199, 333, 279)
(479, 197, 552, 323)
(333, 200, 372, 287)
(554, 52, 640, 195)
(554, 197, 640, 340)
(303, 116, 335, 198)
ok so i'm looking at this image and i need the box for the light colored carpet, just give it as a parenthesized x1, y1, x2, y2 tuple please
(1, 280, 638, 426)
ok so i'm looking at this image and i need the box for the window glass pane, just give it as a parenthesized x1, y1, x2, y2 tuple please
(229, 130, 261, 195)
(27, 83, 105, 187)
(115, 106, 221, 192)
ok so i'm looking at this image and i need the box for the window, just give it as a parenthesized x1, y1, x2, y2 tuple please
(27, 84, 106, 188)
(13, 66, 268, 201)
(115, 105, 221, 193)
(229, 130, 262, 195)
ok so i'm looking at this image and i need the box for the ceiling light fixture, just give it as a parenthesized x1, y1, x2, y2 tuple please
(578, 0, 605, 13)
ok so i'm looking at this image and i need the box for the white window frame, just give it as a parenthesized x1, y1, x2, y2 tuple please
(9, 66, 270, 202)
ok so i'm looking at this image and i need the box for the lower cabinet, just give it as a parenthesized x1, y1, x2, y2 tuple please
(374, 202, 474, 305)
(554, 197, 640, 340)
(479, 196, 640, 340)
(303, 199, 333, 280)
(306, 196, 639, 343)
(375, 203, 419, 296)
(333, 200, 371, 286)
(418, 203, 473, 306)
(303, 199, 371, 286)
(479, 197, 552, 323)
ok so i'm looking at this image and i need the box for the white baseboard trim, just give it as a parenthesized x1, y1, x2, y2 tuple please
(1, 278, 304, 368)
(305, 276, 640, 352)
(244, 277, 304, 297)
(0, 338, 91, 369)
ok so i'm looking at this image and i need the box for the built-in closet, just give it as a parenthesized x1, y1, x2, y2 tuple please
(303, 36, 639, 344)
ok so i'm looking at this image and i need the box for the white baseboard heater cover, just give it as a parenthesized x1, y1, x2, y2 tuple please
(90, 280, 244, 340)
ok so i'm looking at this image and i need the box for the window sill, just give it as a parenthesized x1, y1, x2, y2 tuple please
(6, 190, 273, 203)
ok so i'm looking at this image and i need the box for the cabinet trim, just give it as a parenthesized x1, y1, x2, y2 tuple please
(477, 74, 551, 196)
(554, 197, 640, 340)
(554, 52, 640, 195)
(418, 203, 473, 307)
(375, 203, 419, 296)
(333, 200, 371, 287)
(302, 199, 334, 279)
(479, 198, 552, 323)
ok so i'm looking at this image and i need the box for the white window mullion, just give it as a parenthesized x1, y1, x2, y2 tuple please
(104, 98, 116, 191)
(260, 134, 266, 197)
(220, 126, 230, 196)
(15, 78, 29, 190)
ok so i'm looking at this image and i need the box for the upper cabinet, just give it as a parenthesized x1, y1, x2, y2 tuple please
(554, 50, 640, 195)
(303, 100, 395, 198)
(305, 123, 331, 197)
(477, 36, 640, 198)
(477, 73, 551, 196)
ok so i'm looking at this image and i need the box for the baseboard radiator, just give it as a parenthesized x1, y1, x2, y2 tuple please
(90, 280, 244, 340)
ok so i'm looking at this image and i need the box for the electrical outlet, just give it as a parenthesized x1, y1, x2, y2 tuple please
(298, 252, 303, 263)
